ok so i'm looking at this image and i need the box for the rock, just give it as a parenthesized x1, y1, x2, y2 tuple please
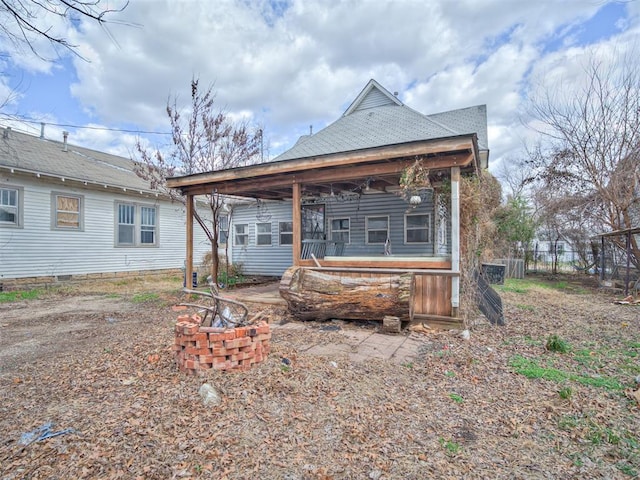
(199, 383, 221, 407)
(382, 315, 402, 334)
(369, 469, 383, 480)
(460, 329, 470, 340)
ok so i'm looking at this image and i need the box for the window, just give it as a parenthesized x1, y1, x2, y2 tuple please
(116, 202, 157, 246)
(140, 206, 156, 244)
(330, 218, 350, 243)
(0, 186, 20, 226)
(234, 223, 248, 246)
(256, 222, 272, 246)
(117, 204, 135, 245)
(366, 216, 389, 244)
(279, 221, 293, 245)
(219, 215, 229, 244)
(405, 213, 431, 243)
(302, 204, 325, 240)
(53, 193, 82, 230)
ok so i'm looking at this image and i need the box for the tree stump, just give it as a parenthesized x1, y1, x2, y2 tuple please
(279, 266, 414, 322)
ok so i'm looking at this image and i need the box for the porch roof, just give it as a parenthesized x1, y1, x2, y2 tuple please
(166, 133, 479, 200)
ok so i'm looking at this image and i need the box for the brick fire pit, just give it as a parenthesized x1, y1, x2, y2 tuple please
(173, 314, 271, 374)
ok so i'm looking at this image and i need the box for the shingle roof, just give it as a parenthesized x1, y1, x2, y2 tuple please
(0, 129, 153, 192)
(274, 79, 488, 162)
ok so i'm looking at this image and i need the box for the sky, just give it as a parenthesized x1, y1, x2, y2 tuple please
(0, 0, 639, 176)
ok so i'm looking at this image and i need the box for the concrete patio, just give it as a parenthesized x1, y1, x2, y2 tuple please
(223, 281, 434, 365)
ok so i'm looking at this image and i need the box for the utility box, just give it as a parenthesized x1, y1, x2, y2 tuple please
(183, 271, 198, 288)
(481, 263, 506, 285)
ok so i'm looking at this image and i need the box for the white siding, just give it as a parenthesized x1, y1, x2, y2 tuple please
(0, 174, 210, 279)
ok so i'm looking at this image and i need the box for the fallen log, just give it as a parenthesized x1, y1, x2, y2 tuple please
(279, 266, 414, 321)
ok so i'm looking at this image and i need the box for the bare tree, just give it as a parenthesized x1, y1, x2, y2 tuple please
(527, 54, 640, 267)
(493, 156, 536, 200)
(0, 0, 129, 59)
(135, 78, 262, 284)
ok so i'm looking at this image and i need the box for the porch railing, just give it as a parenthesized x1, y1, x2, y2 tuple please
(301, 239, 345, 260)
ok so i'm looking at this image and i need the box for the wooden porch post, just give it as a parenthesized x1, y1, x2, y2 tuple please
(451, 167, 460, 317)
(185, 194, 194, 288)
(292, 181, 302, 266)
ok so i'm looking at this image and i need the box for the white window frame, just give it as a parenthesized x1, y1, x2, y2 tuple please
(279, 221, 293, 246)
(234, 223, 248, 246)
(140, 206, 157, 245)
(255, 222, 272, 246)
(52, 192, 83, 231)
(404, 213, 431, 244)
(329, 217, 350, 244)
(365, 215, 389, 245)
(0, 185, 22, 228)
(115, 202, 158, 247)
(218, 215, 229, 245)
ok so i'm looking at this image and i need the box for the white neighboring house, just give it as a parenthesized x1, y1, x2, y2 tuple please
(0, 127, 212, 290)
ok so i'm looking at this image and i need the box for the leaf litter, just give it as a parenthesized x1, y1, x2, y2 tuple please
(0, 278, 639, 479)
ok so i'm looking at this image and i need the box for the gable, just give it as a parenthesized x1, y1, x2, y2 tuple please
(343, 79, 403, 116)
(274, 79, 488, 164)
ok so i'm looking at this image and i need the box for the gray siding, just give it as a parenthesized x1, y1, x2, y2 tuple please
(231, 201, 293, 276)
(230, 192, 451, 277)
(353, 88, 397, 112)
(325, 192, 438, 256)
(0, 173, 211, 279)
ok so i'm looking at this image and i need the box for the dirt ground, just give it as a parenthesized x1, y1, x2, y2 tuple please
(0, 274, 639, 479)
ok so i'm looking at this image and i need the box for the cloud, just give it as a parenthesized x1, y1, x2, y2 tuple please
(2, 0, 638, 169)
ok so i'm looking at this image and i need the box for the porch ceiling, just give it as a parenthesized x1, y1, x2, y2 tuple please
(167, 135, 478, 200)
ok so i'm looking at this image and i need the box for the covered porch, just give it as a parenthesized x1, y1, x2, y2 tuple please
(167, 135, 480, 326)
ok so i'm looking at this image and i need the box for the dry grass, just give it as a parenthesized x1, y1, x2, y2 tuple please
(0, 274, 639, 479)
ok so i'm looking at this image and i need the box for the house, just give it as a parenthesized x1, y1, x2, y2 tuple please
(168, 79, 489, 325)
(0, 127, 211, 290)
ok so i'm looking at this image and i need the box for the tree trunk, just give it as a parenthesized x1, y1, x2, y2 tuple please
(279, 266, 415, 322)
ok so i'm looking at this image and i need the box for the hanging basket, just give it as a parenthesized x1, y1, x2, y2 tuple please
(400, 158, 431, 202)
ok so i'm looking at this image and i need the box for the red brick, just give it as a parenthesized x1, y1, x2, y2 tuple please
(213, 360, 233, 370)
(246, 327, 258, 337)
(230, 351, 255, 362)
(199, 355, 214, 363)
(199, 327, 227, 334)
(255, 324, 270, 335)
(183, 324, 199, 335)
(193, 332, 208, 342)
(177, 314, 192, 322)
(185, 360, 197, 369)
(234, 326, 248, 338)
(239, 344, 256, 353)
(209, 332, 235, 342)
(223, 338, 240, 349)
(185, 347, 210, 356)
(208, 340, 225, 349)
(210, 347, 229, 357)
